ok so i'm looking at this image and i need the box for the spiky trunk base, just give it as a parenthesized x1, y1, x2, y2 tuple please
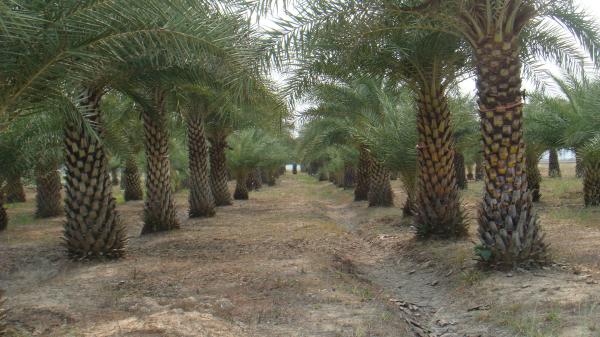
(188, 115, 216, 218)
(548, 148, 561, 178)
(141, 90, 179, 234)
(63, 88, 126, 259)
(209, 134, 233, 206)
(575, 150, 584, 178)
(368, 160, 393, 207)
(474, 37, 546, 267)
(124, 157, 143, 201)
(234, 175, 249, 200)
(354, 147, 370, 201)
(414, 88, 465, 239)
(5, 177, 26, 203)
(35, 167, 63, 218)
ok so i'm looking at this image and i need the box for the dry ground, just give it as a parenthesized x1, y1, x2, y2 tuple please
(1, 162, 600, 337)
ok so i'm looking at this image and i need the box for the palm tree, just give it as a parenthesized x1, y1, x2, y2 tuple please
(227, 129, 270, 200)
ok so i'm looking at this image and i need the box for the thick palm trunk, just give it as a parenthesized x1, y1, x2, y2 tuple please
(414, 88, 465, 238)
(141, 90, 179, 234)
(5, 176, 26, 203)
(267, 169, 277, 186)
(124, 157, 143, 201)
(234, 173, 249, 200)
(35, 166, 63, 218)
(354, 147, 371, 201)
(583, 160, 600, 206)
(209, 133, 232, 206)
(292, 163, 298, 174)
(63, 88, 126, 259)
(474, 38, 546, 266)
(368, 160, 393, 207)
(548, 148, 561, 178)
(455, 152, 468, 190)
(261, 169, 269, 184)
(187, 115, 216, 218)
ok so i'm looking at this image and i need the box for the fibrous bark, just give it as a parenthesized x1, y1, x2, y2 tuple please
(354, 147, 370, 201)
(473, 36, 546, 266)
(124, 157, 143, 201)
(575, 150, 584, 178)
(368, 160, 394, 207)
(526, 149, 542, 202)
(187, 114, 216, 218)
(35, 166, 63, 218)
(209, 133, 233, 206)
(141, 89, 179, 234)
(414, 88, 465, 239)
(548, 148, 561, 178)
(63, 87, 126, 259)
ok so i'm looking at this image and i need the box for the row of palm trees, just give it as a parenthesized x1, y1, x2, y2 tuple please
(0, 1, 291, 259)
(272, 0, 600, 267)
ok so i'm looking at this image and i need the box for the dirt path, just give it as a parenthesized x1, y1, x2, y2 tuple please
(1, 174, 600, 337)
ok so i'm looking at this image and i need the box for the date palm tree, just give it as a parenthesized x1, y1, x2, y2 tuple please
(580, 137, 600, 206)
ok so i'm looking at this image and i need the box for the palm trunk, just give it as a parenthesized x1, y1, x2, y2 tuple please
(35, 166, 63, 218)
(5, 176, 26, 203)
(343, 163, 355, 189)
(474, 38, 546, 266)
(548, 148, 561, 178)
(253, 169, 263, 190)
(141, 89, 179, 234)
(575, 150, 584, 178)
(415, 88, 465, 238)
(63, 87, 126, 259)
(455, 152, 468, 190)
(403, 191, 415, 217)
(526, 149, 542, 203)
(583, 159, 600, 206)
(209, 133, 233, 206)
(261, 169, 270, 184)
(267, 169, 277, 186)
(187, 115, 216, 218)
(368, 160, 394, 207)
(292, 163, 298, 175)
(354, 146, 371, 201)
(234, 173, 249, 200)
(124, 157, 143, 201)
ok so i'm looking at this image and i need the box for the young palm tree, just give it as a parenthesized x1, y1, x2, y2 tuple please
(227, 129, 267, 200)
(63, 87, 127, 259)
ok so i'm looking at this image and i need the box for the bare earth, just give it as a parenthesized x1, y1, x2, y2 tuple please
(1, 165, 600, 337)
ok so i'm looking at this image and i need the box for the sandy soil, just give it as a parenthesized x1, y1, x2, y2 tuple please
(1, 169, 600, 337)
